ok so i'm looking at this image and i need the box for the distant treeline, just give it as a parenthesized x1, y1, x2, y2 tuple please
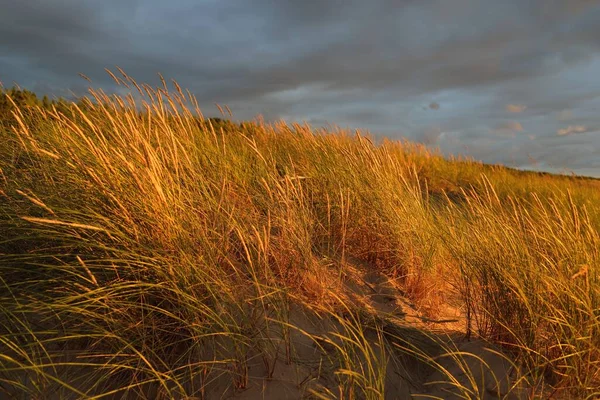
(0, 87, 73, 123)
(0, 87, 248, 133)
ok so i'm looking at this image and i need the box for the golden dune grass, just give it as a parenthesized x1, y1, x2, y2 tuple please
(0, 73, 598, 399)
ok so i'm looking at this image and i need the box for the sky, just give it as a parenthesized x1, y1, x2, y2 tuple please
(1, 0, 600, 177)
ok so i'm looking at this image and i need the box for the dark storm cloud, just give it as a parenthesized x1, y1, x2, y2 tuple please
(0, 1, 262, 98)
(0, 1, 131, 86)
(248, 0, 600, 94)
(1, 0, 600, 175)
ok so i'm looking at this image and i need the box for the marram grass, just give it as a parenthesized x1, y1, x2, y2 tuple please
(0, 74, 598, 399)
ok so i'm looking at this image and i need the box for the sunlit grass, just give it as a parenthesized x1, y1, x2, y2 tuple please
(1, 72, 598, 398)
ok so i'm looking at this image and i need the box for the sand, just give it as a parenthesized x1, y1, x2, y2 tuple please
(207, 262, 534, 400)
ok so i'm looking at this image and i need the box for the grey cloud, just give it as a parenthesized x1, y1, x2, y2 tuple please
(3, 0, 599, 100)
(416, 127, 444, 145)
(557, 109, 574, 121)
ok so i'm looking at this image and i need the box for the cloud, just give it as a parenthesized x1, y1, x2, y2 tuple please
(493, 121, 524, 135)
(557, 125, 589, 136)
(505, 104, 527, 113)
(428, 102, 440, 110)
(556, 109, 573, 121)
(417, 126, 444, 145)
(4, 0, 600, 101)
